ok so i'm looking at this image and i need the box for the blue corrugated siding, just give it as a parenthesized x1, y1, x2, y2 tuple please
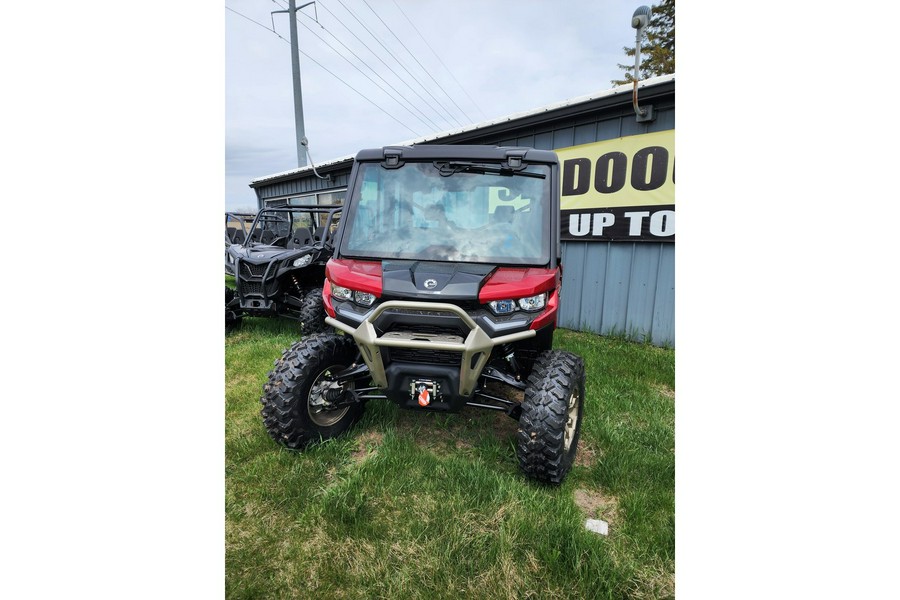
(560, 242, 674, 347)
(652, 244, 675, 346)
(257, 171, 349, 202)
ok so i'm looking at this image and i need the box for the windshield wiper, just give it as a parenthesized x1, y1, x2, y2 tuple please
(433, 161, 546, 179)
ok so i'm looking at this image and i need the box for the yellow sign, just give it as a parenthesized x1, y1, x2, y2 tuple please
(557, 130, 675, 210)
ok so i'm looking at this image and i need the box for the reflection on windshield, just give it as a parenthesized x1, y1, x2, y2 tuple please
(342, 162, 550, 265)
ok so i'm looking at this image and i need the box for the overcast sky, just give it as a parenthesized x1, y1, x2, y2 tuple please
(225, 0, 645, 211)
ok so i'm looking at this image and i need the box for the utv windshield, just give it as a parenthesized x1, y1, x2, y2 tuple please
(341, 161, 551, 265)
(247, 208, 339, 247)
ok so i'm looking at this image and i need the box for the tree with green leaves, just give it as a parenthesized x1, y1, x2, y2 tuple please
(612, 0, 675, 85)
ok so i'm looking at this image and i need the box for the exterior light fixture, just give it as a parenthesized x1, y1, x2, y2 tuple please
(631, 5, 655, 123)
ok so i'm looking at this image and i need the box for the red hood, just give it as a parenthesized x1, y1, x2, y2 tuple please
(478, 267, 559, 303)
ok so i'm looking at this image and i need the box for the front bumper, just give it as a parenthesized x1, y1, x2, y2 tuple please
(325, 300, 536, 399)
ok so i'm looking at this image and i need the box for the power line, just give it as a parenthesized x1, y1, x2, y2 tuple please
(390, 0, 488, 120)
(285, 3, 444, 132)
(315, 0, 455, 131)
(328, 0, 464, 130)
(226, 5, 421, 137)
(362, 0, 475, 125)
(226, 6, 290, 42)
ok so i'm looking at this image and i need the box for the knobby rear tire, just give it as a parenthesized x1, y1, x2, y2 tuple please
(298, 287, 329, 336)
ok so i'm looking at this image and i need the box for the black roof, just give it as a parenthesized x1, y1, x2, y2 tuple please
(257, 204, 343, 211)
(354, 145, 559, 164)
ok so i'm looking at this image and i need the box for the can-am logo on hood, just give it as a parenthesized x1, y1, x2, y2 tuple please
(423, 279, 438, 290)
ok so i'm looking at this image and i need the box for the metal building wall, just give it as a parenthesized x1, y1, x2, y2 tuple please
(559, 242, 674, 346)
(255, 170, 351, 204)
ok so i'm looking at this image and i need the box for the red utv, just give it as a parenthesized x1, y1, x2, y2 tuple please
(260, 145, 585, 483)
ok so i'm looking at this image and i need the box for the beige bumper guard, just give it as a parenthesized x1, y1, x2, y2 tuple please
(325, 300, 536, 397)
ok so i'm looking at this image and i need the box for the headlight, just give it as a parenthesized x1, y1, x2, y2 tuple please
(488, 299, 517, 315)
(293, 254, 313, 268)
(517, 293, 546, 312)
(228, 254, 234, 264)
(487, 293, 547, 315)
(330, 282, 376, 307)
(331, 282, 353, 301)
(353, 291, 376, 306)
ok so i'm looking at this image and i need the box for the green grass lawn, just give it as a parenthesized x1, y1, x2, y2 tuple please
(226, 305, 674, 599)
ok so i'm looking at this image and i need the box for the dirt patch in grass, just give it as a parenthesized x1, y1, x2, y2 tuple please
(573, 487, 620, 525)
(395, 386, 522, 452)
(405, 416, 486, 452)
(492, 411, 521, 440)
(395, 412, 466, 452)
(626, 561, 675, 600)
(482, 380, 524, 441)
(324, 465, 338, 484)
(575, 439, 601, 468)
(653, 383, 675, 400)
(350, 431, 384, 463)
(465, 552, 527, 600)
(485, 379, 525, 402)
(454, 437, 473, 451)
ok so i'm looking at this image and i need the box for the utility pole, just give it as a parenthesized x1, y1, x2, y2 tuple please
(272, 0, 316, 168)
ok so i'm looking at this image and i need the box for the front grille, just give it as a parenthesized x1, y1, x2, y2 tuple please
(239, 281, 278, 296)
(387, 347, 462, 366)
(381, 321, 469, 340)
(241, 281, 265, 296)
(241, 262, 269, 278)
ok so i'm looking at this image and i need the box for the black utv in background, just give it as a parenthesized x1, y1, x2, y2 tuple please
(226, 205, 341, 336)
(260, 145, 586, 484)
